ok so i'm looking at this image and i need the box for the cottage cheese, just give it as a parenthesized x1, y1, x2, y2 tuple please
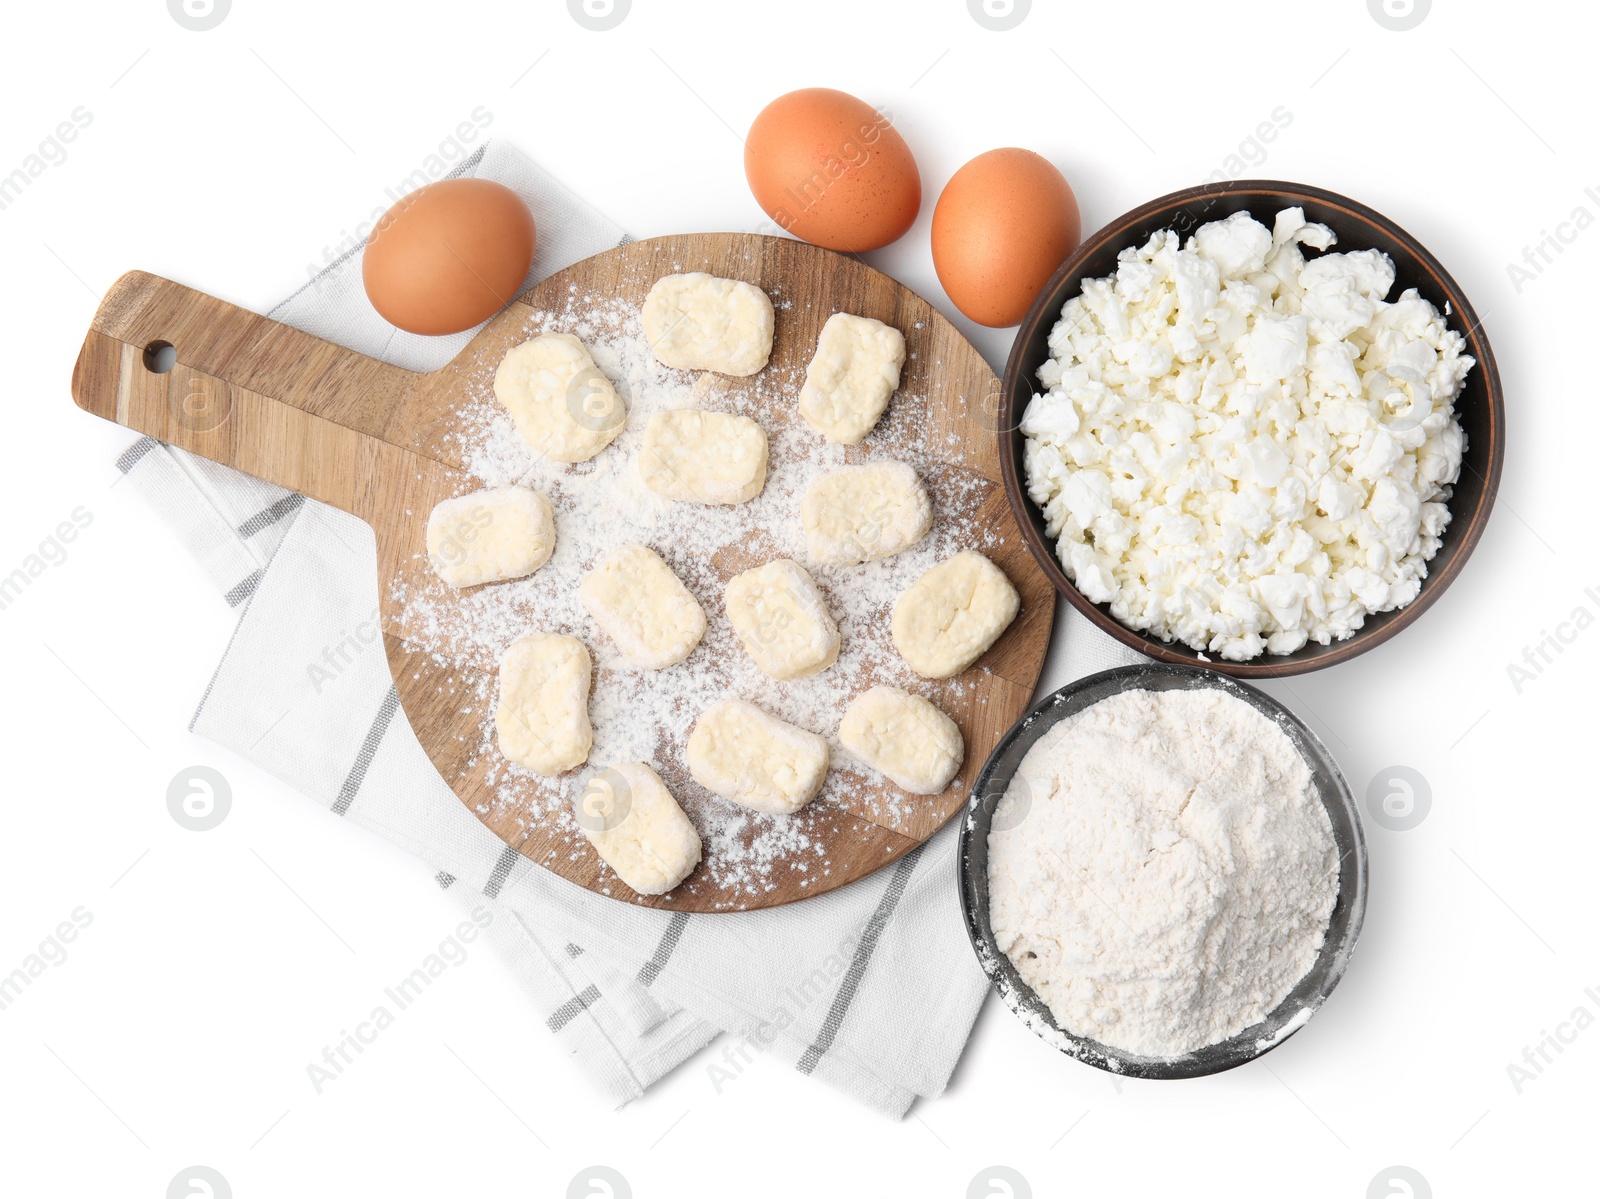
(1022, 208, 1474, 660)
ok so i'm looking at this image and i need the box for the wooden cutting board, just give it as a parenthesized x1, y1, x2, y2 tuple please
(71, 233, 1055, 911)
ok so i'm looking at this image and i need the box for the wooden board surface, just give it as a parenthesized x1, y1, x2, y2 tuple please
(71, 233, 1055, 911)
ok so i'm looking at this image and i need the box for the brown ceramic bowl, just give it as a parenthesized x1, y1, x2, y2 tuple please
(999, 180, 1504, 677)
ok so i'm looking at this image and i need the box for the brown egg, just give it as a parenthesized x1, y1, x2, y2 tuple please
(362, 179, 536, 336)
(745, 88, 920, 252)
(931, 149, 1082, 328)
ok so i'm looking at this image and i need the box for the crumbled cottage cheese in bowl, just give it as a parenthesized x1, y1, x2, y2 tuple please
(1020, 207, 1475, 661)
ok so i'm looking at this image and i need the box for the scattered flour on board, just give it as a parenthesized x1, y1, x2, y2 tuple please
(393, 287, 1000, 907)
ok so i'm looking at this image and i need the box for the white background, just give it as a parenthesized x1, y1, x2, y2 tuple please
(0, 0, 1592, 1195)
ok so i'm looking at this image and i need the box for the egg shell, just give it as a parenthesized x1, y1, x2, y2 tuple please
(362, 178, 537, 336)
(745, 88, 920, 252)
(931, 148, 1081, 328)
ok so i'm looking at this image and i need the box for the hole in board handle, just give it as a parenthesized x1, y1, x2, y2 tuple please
(143, 340, 176, 374)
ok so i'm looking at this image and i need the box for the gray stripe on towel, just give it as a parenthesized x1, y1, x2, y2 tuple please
(795, 844, 926, 1076)
(224, 570, 263, 608)
(330, 685, 400, 816)
(636, 912, 690, 987)
(237, 493, 306, 539)
(116, 436, 160, 473)
(482, 844, 521, 899)
(547, 984, 601, 1032)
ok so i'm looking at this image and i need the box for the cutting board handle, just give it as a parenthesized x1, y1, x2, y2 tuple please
(70, 271, 429, 522)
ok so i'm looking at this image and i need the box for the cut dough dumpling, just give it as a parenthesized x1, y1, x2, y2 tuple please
(725, 559, 841, 680)
(493, 332, 627, 463)
(579, 544, 706, 669)
(892, 550, 1021, 679)
(839, 686, 964, 795)
(686, 700, 830, 815)
(642, 272, 774, 376)
(801, 461, 932, 567)
(426, 487, 555, 588)
(639, 409, 768, 505)
(798, 312, 906, 444)
(495, 634, 593, 776)
(574, 761, 702, 896)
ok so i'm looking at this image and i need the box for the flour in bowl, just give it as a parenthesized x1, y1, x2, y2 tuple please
(986, 686, 1338, 1057)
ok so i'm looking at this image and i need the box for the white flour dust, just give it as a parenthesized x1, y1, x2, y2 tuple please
(393, 286, 998, 906)
(987, 687, 1338, 1057)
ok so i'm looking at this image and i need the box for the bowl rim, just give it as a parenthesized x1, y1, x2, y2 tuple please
(998, 178, 1506, 677)
(958, 662, 1369, 1080)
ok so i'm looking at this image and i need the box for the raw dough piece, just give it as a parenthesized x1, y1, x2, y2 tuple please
(426, 487, 555, 588)
(686, 700, 830, 815)
(574, 761, 701, 896)
(801, 461, 932, 567)
(495, 634, 593, 776)
(641, 272, 774, 376)
(493, 332, 627, 463)
(797, 312, 907, 444)
(892, 550, 1021, 679)
(725, 559, 840, 680)
(579, 544, 707, 669)
(839, 686, 964, 795)
(639, 409, 769, 504)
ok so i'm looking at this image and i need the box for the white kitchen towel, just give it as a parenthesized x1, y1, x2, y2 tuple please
(118, 138, 1143, 1117)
